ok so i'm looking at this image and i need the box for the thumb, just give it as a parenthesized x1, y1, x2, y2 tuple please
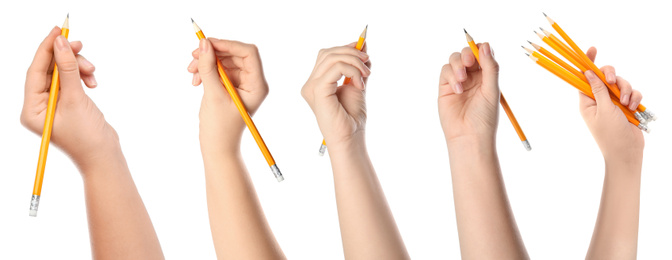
(53, 35, 85, 100)
(197, 38, 227, 99)
(585, 70, 612, 112)
(478, 42, 500, 97)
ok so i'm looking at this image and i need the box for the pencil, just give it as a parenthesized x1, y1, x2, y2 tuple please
(543, 13, 655, 121)
(526, 53, 648, 132)
(526, 42, 585, 80)
(534, 30, 588, 72)
(191, 19, 284, 182)
(30, 14, 70, 217)
(318, 25, 368, 156)
(524, 47, 632, 110)
(465, 29, 531, 151)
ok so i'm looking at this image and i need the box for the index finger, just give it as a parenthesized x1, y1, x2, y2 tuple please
(208, 38, 263, 73)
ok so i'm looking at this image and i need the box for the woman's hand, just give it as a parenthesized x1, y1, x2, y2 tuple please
(580, 47, 644, 164)
(21, 26, 118, 171)
(188, 38, 269, 154)
(300, 42, 371, 149)
(438, 42, 500, 144)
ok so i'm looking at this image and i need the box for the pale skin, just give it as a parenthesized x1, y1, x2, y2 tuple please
(301, 43, 410, 259)
(187, 38, 285, 260)
(439, 42, 529, 260)
(439, 43, 644, 259)
(21, 27, 163, 259)
(583, 47, 644, 260)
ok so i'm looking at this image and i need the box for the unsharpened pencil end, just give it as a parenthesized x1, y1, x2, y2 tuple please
(318, 144, 327, 156)
(270, 164, 284, 182)
(522, 140, 532, 151)
(29, 209, 37, 217)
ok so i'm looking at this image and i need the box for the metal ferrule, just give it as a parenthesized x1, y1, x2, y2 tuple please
(318, 144, 327, 156)
(638, 124, 650, 133)
(634, 112, 646, 123)
(30, 195, 40, 211)
(271, 164, 284, 182)
(522, 140, 532, 151)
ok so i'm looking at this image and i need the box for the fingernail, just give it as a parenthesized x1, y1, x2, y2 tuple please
(454, 82, 463, 94)
(629, 102, 637, 111)
(482, 43, 492, 57)
(199, 39, 208, 53)
(192, 75, 197, 85)
(621, 94, 630, 105)
(359, 51, 369, 58)
(89, 76, 98, 86)
(360, 77, 365, 89)
(607, 73, 615, 83)
(55, 35, 68, 50)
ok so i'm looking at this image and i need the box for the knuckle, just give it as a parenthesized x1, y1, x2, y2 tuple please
(58, 60, 79, 73)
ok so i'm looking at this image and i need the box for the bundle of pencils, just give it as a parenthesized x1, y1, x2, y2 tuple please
(29, 14, 70, 217)
(524, 13, 656, 132)
(464, 30, 532, 151)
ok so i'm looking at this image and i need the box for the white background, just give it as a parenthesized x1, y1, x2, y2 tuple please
(1, 0, 670, 259)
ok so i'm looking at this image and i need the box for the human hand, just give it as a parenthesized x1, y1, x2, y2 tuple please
(580, 47, 644, 164)
(300, 42, 371, 149)
(21, 26, 118, 171)
(438, 42, 500, 145)
(188, 38, 268, 154)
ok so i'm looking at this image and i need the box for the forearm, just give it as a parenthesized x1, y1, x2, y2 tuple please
(201, 147, 284, 260)
(586, 159, 642, 260)
(80, 144, 163, 260)
(328, 135, 409, 259)
(446, 137, 528, 259)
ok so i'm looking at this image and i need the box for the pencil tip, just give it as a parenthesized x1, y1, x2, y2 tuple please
(533, 30, 538, 34)
(539, 27, 544, 31)
(191, 18, 194, 23)
(527, 40, 532, 44)
(366, 24, 368, 29)
(521, 46, 525, 49)
(525, 53, 530, 56)
(543, 12, 547, 17)
(463, 28, 467, 34)
(67, 13, 69, 18)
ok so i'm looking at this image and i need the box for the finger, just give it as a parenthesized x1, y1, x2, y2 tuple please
(584, 70, 612, 113)
(314, 53, 370, 79)
(586, 47, 597, 63)
(192, 73, 201, 86)
(439, 63, 459, 95)
(197, 39, 227, 99)
(69, 41, 83, 55)
(208, 38, 264, 72)
(53, 35, 85, 99)
(316, 45, 369, 67)
(629, 90, 642, 111)
(578, 90, 597, 112)
(449, 52, 467, 84)
(25, 26, 61, 94)
(614, 76, 632, 106)
(323, 62, 365, 90)
(478, 42, 500, 93)
(76, 55, 97, 88)
(601, 65, 616, 84)
(461, 47, 477, 69)
(187, 58, 198, 73)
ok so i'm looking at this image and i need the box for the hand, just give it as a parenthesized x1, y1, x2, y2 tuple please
(438, 42, 500, 144)
(21, 26, 118, 171)
(300, 43, 371, 147)
(580, 47, 644, 164)
(188, 38, 268, 154)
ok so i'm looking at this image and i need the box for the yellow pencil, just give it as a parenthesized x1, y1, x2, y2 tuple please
(465, 29, 531, 151)
(191, 19, 284, 182)
(30, 14, 70, 217)
(318, 25, 368, 156)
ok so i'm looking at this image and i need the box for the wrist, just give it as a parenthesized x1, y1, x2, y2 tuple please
(75, 139, 127, 178)
(324, 132, 367, 155)
(446, 134, 496, 152)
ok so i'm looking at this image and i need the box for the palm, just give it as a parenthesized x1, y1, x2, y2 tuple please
(439, 70, 499, 141)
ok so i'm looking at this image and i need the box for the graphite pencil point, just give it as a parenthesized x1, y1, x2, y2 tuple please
(191, 18, 194, 23)
(543, 12, 547, 17)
